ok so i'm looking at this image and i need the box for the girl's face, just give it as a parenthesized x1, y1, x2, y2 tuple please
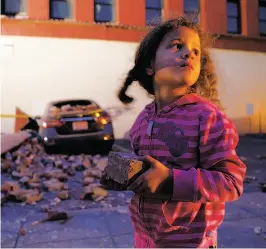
(153, 27, 201, 90)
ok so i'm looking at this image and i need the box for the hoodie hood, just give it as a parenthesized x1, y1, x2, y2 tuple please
(144, 93, 208, 115)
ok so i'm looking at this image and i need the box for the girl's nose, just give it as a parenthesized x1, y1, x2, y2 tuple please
(182, 48, 193, 59)
(183, 53, 190, 59)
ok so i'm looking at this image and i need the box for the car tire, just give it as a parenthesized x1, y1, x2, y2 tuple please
(44, 145, 58, 154)
(102, 140, 114, 154)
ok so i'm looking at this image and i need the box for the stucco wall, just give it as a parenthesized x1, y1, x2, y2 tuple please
(1, 36, 266, 137)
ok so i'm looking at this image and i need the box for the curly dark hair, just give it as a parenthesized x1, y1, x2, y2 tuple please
(117, 16, 222, 109)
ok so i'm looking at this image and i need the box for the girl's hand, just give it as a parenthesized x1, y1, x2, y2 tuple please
(127, 155, 170, 194)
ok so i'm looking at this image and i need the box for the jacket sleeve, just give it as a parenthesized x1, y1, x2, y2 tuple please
(172, 109, 246, 203)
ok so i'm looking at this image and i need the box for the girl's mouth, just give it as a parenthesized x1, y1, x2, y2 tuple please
(180, 62, 194, 70)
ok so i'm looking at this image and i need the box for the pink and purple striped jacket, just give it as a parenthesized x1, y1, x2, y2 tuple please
(128, 93, 246, 248)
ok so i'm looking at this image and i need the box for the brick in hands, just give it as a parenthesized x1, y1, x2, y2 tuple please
(102, 152, 149, 187)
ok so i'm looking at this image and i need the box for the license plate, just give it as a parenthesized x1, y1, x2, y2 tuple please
(72, 121, 88, 130)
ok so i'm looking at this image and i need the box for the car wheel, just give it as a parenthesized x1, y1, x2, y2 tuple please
(44, 145, 58, 154)
(102, 140, 114, 154)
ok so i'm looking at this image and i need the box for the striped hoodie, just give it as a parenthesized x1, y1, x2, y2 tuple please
(128, 93, 246, 248)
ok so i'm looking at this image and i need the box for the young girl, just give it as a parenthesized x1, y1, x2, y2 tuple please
(104, 16, 246, 248)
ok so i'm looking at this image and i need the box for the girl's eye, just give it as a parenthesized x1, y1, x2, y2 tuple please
(175, 44, 182, 50)
(193, 49, 199, 56)
(170, 43, 182, 51)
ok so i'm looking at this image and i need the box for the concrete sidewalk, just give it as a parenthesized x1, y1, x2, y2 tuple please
(1, 207, 135, 248)
(1, 136, 266, 248)
(1, 186, 266, 248)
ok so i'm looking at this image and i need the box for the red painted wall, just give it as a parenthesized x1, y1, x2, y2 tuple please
(1, 0, 266, 52)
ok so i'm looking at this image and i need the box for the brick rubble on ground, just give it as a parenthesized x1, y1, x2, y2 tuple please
(1, 136, 110, 208)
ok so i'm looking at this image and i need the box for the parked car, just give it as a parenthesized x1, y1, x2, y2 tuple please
(38, 99, 115, 153)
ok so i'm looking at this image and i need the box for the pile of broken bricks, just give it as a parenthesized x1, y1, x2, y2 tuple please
(1, 135, 265, 210)
(48, 103, 100, 117)
(1, 136, 110, 208)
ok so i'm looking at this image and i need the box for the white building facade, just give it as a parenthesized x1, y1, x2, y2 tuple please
(1, 0, 266, 137)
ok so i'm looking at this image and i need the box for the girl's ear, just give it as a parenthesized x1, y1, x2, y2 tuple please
(146, 67, 154, 75)
(146, 61, 155, 75)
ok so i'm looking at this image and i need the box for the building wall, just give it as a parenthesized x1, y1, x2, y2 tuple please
(2, 0, 262, 36)
(1, 0, 266, 53)
(1, 36, 266, 137)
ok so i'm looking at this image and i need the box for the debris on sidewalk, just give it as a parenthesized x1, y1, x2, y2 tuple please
(94, 157, 108, 171)
(256, 154, 266, 160)
(1, 192, 6, 205)
(43, 179, 65, 192)
(50, 197, 61, 206)
(116, 206, 128, 214)
(84, 177, 94, 185)
(1, 181, 20, 193)
(92, 186, 108, 200)
(1, 159, 12, 172)
(19, 176, 30, 185)
(244, 175, 257, 183)
(83, 157, 92, 169)
(1, 136, 111, 208)
(57, 190, 70, 200)
(83, 168, 102, 179)
(7, 189, 43, 204)
(254, 226, 262, 235)
(257, 182, 266, 192)
(240, 156, 248, 162)
(32, 211, 70, 225)
(24, 191, 43, 205)
(81, 184, 108, 201)
(40, 204, 50, 212)
(19, 228, 26, 236)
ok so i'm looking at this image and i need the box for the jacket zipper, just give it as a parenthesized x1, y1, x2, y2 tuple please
(139, 113, 157, 214)
(149, 111, 158, 151)
(138, 115, 155, 214)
